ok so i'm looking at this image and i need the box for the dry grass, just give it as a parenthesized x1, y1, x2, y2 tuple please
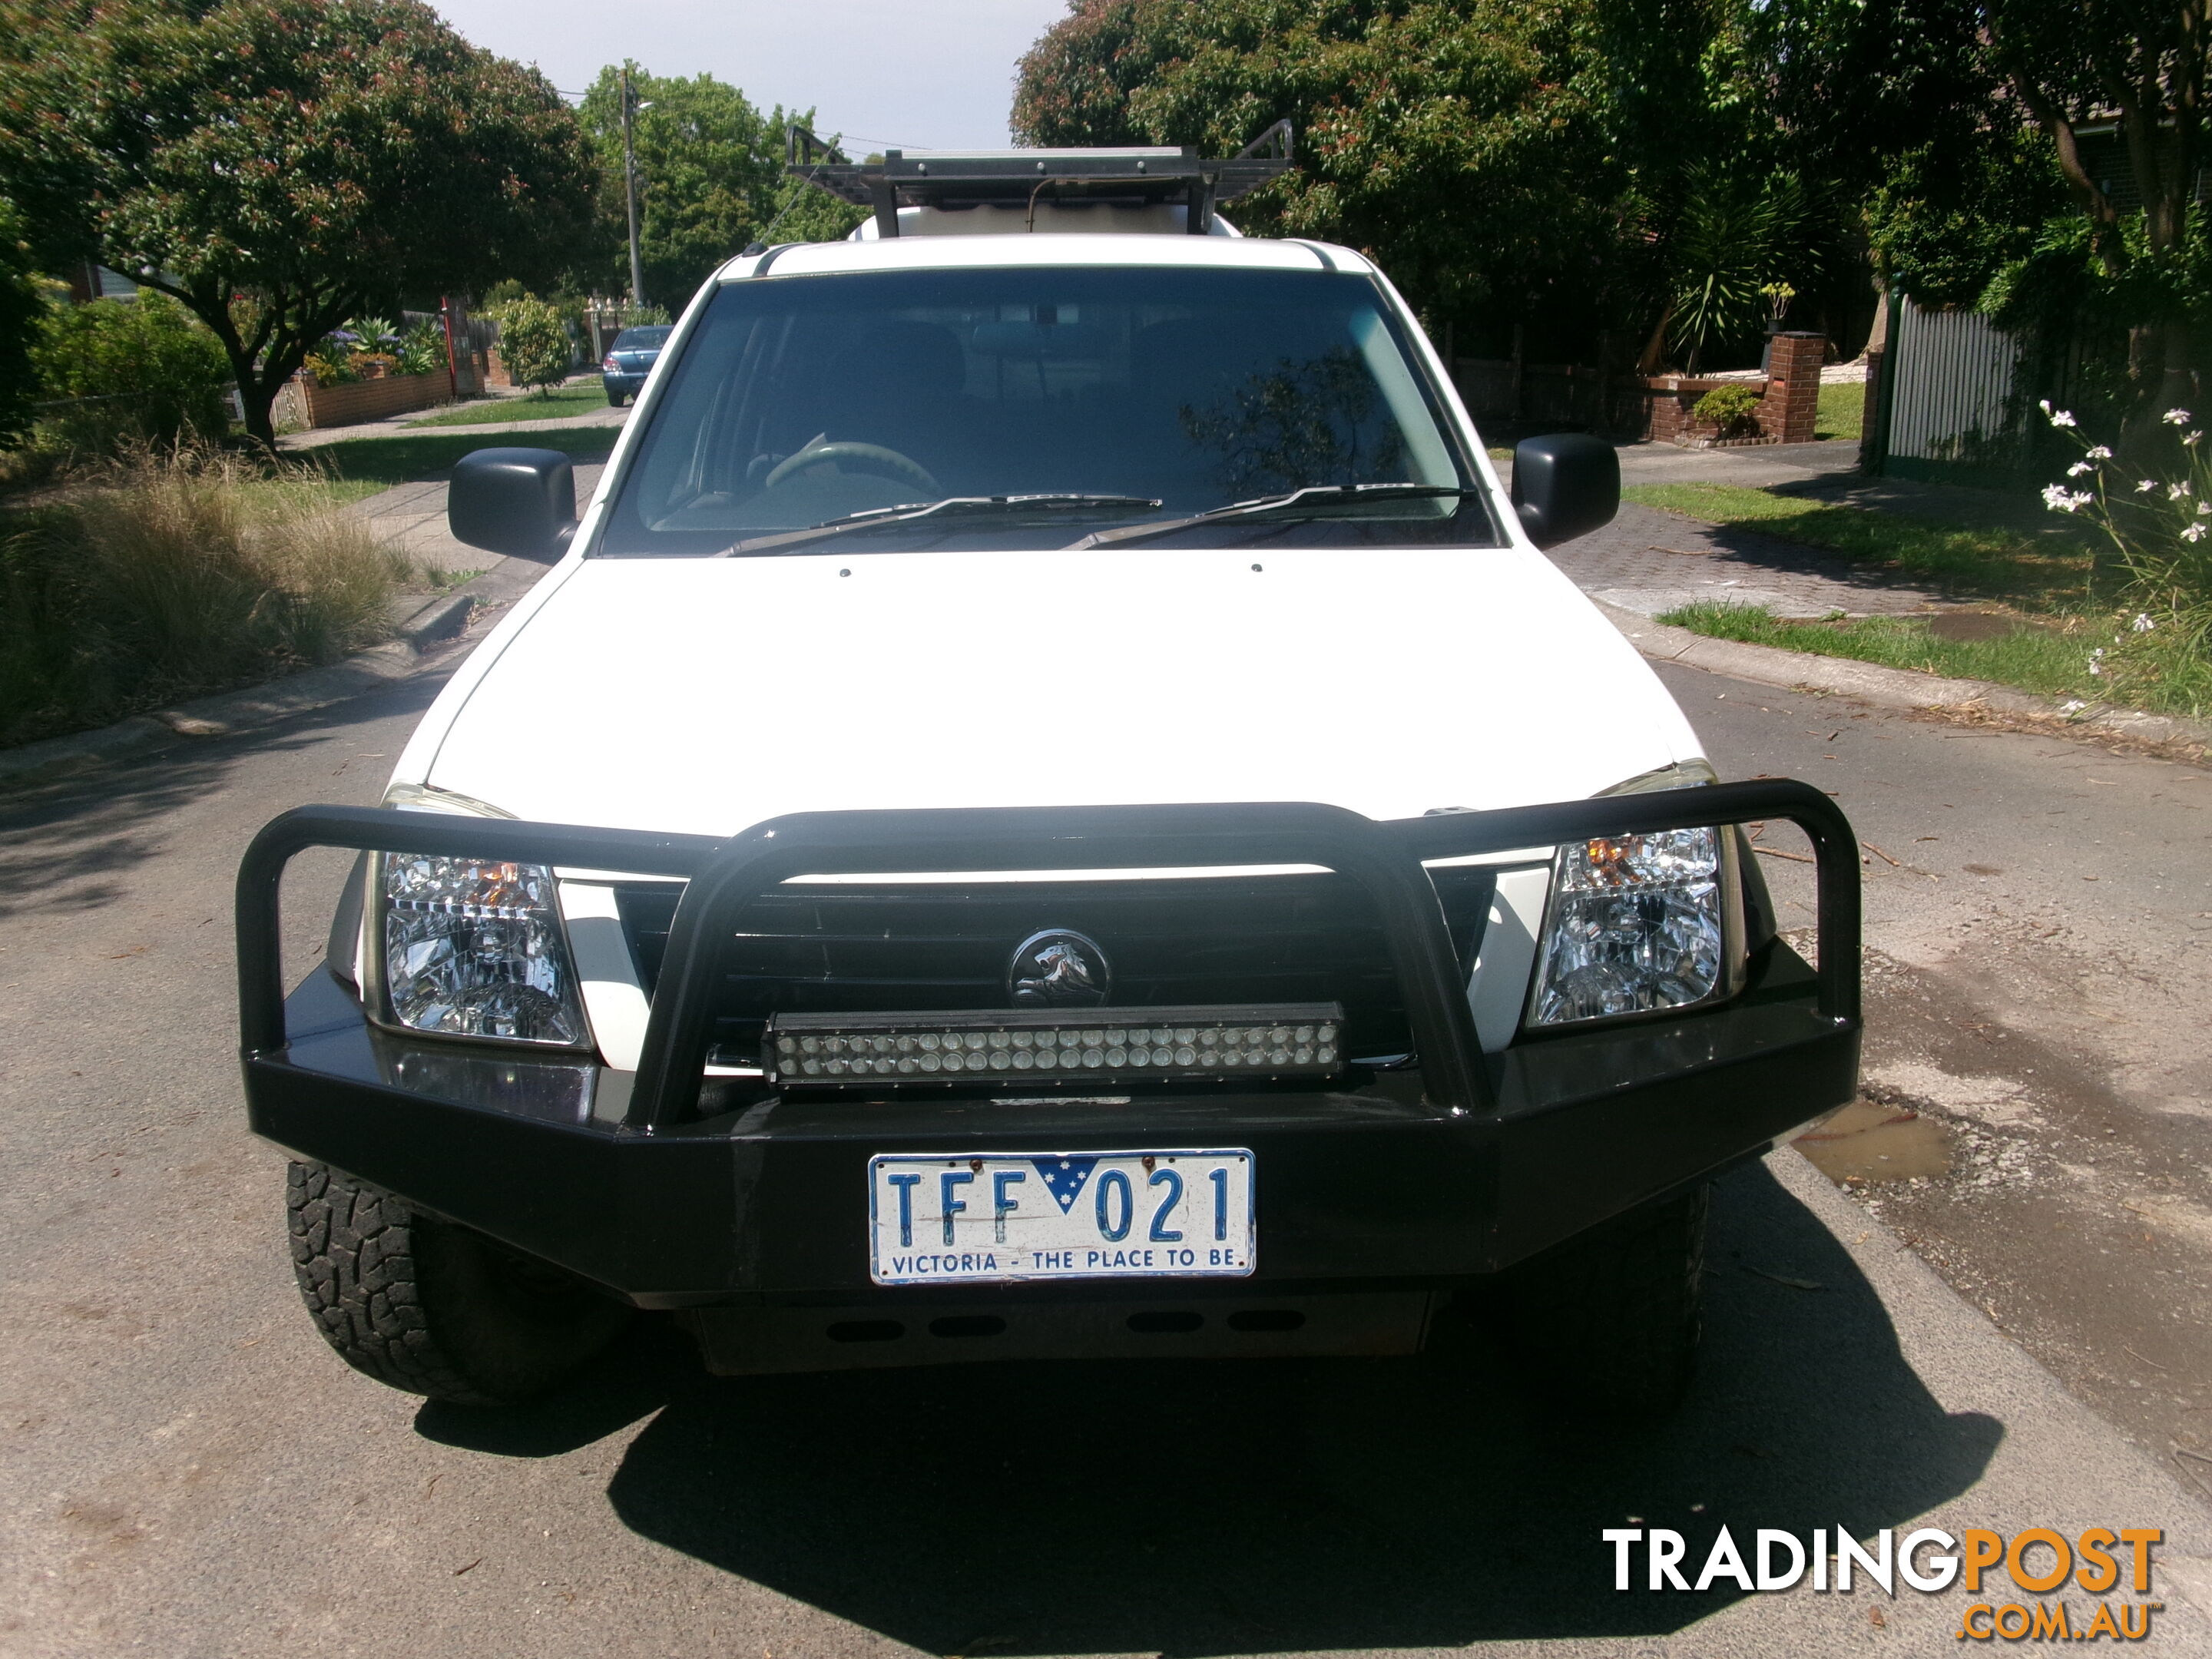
(2, 444, 408, 747)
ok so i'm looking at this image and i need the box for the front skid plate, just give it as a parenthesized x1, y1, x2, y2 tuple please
(685, 1290, 1437, 1374)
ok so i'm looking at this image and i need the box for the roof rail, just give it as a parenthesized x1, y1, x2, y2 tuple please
(783, 121, 1293, 239)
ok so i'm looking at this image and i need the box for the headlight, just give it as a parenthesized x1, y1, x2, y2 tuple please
(1526, 757, 1737, 1028)
(372, 784, 588, 1047)
(1528, 827, 1725, 1026)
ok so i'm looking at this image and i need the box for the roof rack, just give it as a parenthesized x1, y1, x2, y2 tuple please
(783, 120, 1293, 238)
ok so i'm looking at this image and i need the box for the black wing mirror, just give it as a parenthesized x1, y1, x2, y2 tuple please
(1509, 434, 1618, 549)
(448, 448, 578, 561)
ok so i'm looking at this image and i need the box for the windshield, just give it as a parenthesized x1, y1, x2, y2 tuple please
(611, 326, 672, 351)
(595, 265, 1495, 556)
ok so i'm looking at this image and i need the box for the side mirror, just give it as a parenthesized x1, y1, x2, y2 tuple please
(448, 448, 578, 561)
(1509, 433, 1618, 549)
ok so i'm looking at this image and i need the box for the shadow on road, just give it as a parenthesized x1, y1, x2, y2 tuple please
(1561, 502, 1957, 610)
(418, 1161, 2002, 1651)
(0, 673, 450, 922)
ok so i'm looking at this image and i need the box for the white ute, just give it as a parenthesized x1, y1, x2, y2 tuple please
(240, 127, 1860, 1414)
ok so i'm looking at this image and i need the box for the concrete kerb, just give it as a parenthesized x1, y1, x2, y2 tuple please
(1594, 598, 2212, 756)
(0, 559, 544, 787)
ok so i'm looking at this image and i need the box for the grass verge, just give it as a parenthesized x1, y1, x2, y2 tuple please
(408, 380, 612, 427)
(2, 447, 411, 748)
(1621, 481, 2090, 604)
(1815, 382, 1862, 442)
(302, 425, 618, 488)
(1657, 601, 2209, 719)
(1634, 479, 2208, 719)
(1655, 603, 2098, 699)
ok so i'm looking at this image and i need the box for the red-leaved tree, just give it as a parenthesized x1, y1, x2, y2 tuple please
(0, 0, 598, 447)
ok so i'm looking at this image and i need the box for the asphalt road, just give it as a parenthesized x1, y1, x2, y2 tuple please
(2, 647, 2209, 1657)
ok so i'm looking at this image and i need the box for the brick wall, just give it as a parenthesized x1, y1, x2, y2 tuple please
(1611, 376, 1772, 443)
(1763, 331, 1825, 444)
(292, 369, 452, 429)
(1608, 332, 1830, 445)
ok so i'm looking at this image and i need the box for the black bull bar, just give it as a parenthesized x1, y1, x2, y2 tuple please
(237, 786, 1858, 1297)
(238, 782, 1859, 1127)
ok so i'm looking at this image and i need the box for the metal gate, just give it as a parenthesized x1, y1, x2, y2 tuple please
(1877, 296, 2024, 482)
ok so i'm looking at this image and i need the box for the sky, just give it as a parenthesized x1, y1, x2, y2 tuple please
(431, 0, 1075, 151)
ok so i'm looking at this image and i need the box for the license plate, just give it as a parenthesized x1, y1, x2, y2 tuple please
(868, 1149, 1255, 1285)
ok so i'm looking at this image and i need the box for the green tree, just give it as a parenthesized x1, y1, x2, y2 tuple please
(0, 197, 42, 447)
(1783, 0, 2210, 419)
(1012, 0, 1853, 361)
(576, 65, 849, 307)
(32, 290, 233, 442)
(753, 174, 869, 250)
(1014, 1, 1626, 329)
(1985, 0, 2210, 414)
(1864, 128, 2065, 307)
(492, 296, 573, 394)
(0, 0, 597, 448)
(1748, 0, 2014, 197)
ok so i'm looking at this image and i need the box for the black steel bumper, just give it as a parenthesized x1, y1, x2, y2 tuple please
(237, 790, 1860, 1309)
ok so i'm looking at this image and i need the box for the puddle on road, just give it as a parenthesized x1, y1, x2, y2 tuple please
(1795, 1099, 1955, 1184)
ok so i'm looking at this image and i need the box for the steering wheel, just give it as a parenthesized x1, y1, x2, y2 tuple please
(763, 441, 940, 497)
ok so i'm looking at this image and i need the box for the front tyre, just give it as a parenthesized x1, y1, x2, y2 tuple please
(286, 1163, 629, 1405)
(1501, 1184, 1707, 1421)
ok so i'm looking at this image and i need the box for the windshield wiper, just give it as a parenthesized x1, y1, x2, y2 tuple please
(1064, 483, 1479, 549)
(717, 494, 1162, 558)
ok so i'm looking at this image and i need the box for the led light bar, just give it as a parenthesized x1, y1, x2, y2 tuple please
(766, 1003, 1343, 1087)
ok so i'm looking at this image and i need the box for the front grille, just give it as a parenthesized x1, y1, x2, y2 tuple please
(611, 866, 1494, 1071)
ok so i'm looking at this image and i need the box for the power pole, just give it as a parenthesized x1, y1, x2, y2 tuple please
(621, 64, 646, 309)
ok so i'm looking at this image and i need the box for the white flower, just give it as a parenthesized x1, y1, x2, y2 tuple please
(2042, 485, 2092, 512)
(2067, 460, 2094, 476)
(2060, 699, 2088, 714)
(2138, 478, 2160, 492)
(2187, 430, 2205, 446)
(2171, 481, 2194, 500)
(2164, 408, 2193, 426)
(2087, 445, 2113, 460)
(2047, 407, 2078, 428)
(2197, 500, 2210, 515)
(2088, 647, 2106, 676)
(2132, 613, 2157, 632)
(2184, 522, 2207, 542)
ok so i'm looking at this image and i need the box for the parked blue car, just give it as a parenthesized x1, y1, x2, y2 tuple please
(601, 325, 672, 406)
